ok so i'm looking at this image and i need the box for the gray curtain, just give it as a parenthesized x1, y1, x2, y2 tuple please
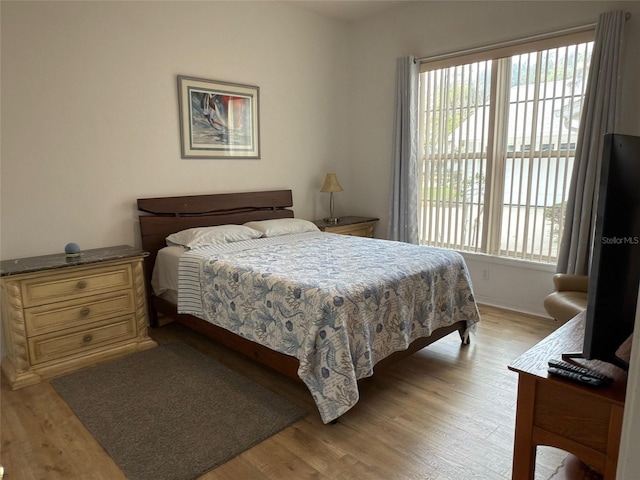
(557, 11, 626, 275)
(388, 56, 420, 243)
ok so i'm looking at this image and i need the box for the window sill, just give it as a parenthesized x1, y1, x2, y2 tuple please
(459, 251, 556, 272)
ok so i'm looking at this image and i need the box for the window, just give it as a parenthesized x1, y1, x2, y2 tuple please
(418, 33, 594, 263)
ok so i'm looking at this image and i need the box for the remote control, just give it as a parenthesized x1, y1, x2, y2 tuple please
(548, 359, 613, 384)
(547, 366, 606, 387)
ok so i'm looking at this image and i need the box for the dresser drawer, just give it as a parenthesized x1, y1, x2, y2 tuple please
(326, 223, 374, 237)
(25, 290, 135, 336)
(21, 263, 133, 307)
(28, 315, 138, 365)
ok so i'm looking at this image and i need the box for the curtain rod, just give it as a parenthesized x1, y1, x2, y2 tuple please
(415, 12, 631, 64)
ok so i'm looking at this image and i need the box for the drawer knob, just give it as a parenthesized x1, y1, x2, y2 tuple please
(83, 334, 93, 343)
(79, 307, 91, 317)
(77, 280, 88, 290)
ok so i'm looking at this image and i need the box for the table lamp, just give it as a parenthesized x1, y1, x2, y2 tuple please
(320, 173, 343, 223)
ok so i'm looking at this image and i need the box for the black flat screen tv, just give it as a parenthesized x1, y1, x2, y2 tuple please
(572, 133, 640, 370)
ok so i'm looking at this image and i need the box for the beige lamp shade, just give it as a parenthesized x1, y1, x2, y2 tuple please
(320, 173, 343, 223)
(320, 173, 343, 193)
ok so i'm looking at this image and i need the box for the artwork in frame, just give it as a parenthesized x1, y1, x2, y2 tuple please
(178, 76, 260, 159)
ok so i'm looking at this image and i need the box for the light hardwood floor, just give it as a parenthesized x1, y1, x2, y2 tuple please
(1, 305, 568, 479)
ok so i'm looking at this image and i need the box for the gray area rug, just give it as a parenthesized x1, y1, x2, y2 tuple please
(52, 342, 306, 480)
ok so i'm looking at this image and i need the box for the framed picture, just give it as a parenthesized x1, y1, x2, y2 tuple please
(178, 76, 260, 159)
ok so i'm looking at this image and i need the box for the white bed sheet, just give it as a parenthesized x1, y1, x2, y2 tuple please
(151, 245, 186, 303)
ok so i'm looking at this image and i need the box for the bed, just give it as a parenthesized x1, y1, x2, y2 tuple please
(137, 190, 481, 423)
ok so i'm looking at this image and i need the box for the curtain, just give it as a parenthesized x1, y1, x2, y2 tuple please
(387, 56, 420, 243)
(557, 10, 626, 275)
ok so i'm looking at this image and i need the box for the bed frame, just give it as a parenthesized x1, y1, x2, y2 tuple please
(137, 189, 468, 384)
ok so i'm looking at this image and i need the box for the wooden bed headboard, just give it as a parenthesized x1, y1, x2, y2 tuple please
(137, 189, 294, 289)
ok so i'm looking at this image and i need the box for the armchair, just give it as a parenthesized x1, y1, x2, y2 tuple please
(543, 274, 589, 323)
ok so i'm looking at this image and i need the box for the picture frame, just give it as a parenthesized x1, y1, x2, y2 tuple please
(178, 76, 260, 159)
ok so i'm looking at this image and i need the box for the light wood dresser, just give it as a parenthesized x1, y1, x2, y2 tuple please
(1, 245, 156, 389)
(313, 216, 379, 238)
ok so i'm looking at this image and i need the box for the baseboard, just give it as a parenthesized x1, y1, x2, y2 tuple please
(475, 298, 551, 319)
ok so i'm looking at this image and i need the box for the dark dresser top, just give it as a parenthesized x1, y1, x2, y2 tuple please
(313, 216, 379, 229)
(0, 245, 148, 277)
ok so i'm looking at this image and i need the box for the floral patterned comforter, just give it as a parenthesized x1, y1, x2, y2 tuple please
(177, 232, 480, 423)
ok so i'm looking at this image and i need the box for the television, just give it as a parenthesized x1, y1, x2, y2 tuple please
(568, 133, 640, 370)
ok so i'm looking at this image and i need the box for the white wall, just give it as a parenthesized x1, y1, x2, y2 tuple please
(0, 1, 350, 260)
(462, 253, 555, 317)
(617, 289, 640, 479)
(346, 1, 640, 316)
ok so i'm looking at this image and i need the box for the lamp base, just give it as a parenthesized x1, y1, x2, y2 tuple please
(323, 217, 340, 224)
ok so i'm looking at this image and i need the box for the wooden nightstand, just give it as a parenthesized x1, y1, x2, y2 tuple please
(313, 216, 379, 238)
(0, 245, 157, 389)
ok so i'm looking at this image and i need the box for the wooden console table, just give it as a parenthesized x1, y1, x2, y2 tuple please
(508, 312, 628, 479)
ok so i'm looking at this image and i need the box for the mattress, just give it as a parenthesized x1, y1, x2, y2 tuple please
(151, 245, 185, 304)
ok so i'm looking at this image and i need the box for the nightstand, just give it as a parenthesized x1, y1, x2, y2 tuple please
(313, 216, 379, 238)
(0, 245, 157, 389)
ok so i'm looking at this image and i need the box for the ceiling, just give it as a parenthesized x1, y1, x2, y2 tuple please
(293, 0, 412, 22)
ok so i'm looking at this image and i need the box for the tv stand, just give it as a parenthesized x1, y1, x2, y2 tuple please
(508, 311, 629, 479)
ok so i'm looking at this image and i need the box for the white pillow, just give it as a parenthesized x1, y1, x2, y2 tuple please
(243, 218, 320, 237)
(166, 224, 263, 248)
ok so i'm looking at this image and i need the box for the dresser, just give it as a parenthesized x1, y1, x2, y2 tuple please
(313, 216, 379, 238)
(1, 245, 156, 389)
(508, 312, 628, 479)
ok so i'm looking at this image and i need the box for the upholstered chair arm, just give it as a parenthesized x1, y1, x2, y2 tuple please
(552, 274, 589, 293)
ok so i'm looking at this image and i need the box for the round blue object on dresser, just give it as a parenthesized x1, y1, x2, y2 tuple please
(64, 242, 81, 257)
